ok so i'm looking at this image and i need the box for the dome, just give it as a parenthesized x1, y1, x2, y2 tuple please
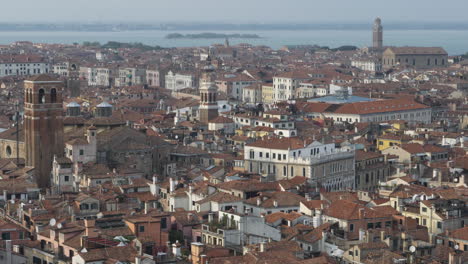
(97, 101, 113, 108)
(374, 17, 381, 24)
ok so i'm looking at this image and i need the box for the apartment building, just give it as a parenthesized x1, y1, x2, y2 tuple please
(0, 54, 49, 77)
(244, 137, 355, 191)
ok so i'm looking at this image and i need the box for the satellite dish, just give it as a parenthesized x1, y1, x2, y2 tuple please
(81, 248, 88, 253)
(117, 242, 126, 247)
(49, 218, 56, 227)
(455, 245, 460, 250)
(10, 200, 14, 204)
(57, 223, 63, 229)
(409, 245, 416, 253)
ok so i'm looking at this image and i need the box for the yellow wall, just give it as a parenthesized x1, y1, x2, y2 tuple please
(377, 139, 402, 151)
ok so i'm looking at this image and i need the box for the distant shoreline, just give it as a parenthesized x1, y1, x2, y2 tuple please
(2, 22, 468, 32)
(165, 33, 261, 39)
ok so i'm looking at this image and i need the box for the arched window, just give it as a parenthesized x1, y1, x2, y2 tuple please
(50, 88, 57, 103)
(6, 146, 12, 157)
(38, 89, 45, 104)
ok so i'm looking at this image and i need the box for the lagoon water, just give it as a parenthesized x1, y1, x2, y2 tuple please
(0, 29, 466, 55)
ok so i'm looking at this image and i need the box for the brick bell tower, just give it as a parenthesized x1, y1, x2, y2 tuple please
(24, 75, 64, 188)
(199, 65, 219, 123)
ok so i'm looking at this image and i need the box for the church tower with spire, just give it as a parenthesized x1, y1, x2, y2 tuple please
(373, 17, 383, 50)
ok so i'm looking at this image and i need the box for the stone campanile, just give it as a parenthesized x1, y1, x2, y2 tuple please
(199, 65, 218, 124)
(373, 17, 383, 49)
(24, 75, 64, 188)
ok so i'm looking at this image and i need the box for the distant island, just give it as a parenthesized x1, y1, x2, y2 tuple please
(166, 33, 261, 39)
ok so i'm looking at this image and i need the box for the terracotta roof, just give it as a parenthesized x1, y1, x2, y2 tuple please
(245, 191, 306, 208)
(324, 200, 393, 220)
(196, 192, 243, 204)
(355, 150, 383, 161)
(386, 46, 447, 55)
(246, 136, 310, 150)
(26, 74, 59, 82)
(447, 226, 468, 241)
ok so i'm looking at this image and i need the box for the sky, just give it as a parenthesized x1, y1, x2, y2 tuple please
(3, 0, 468, 23)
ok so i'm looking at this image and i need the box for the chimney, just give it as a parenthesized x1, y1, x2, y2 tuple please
(169, 178, 175, 193)
(359, 208, 365, 219)
(200, 255, 208, 264)
(84, 219, 98, 238)
(5, 240, 12, 264)
(144, 202, 149, 214)
(259, 242, 266, 253)
(257, 198, 261, 206)
(273, 200, 278, 208)
(81, 235, 88, 248)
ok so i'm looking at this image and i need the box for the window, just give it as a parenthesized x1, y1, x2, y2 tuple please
(1, 232, 10, 240)
(38, 89, 45, 104)
(422, 207, 427, 212)
(423, 219, 427, 226)
(437, 221, 442, 229)
(50, 88, 57, 103)
(139, 225, 145, 232)
(367, 223, 374, 229)
(79, 149, 84, 155)
(349, 224, 354, 231)
(64, 176, 70, 182)
(161, 217, 167, 229)
(283, 166, 287, 176)
(5, 146, 11, 157)
(259, 152, 263, 158)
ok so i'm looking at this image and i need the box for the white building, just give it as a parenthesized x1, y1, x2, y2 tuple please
(146, 69, 160, 87)
(52, 62, 78, 77)
(244, 137, 355, 191)
(51, 156, 75, 193)
(116, 67, 146, 87)
(208, 116, 235, 134)
(307, 99, 432, 124)
(351, 59, 382, 72)
(65, 126, 97, 164)
(0, 55, 50, 77)
(165, 71, 197, 91)
(79, 66, 113, 87)
(273, 71, 312, 102)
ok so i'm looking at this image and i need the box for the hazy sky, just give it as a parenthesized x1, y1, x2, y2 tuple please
(3, 0, 468, 23)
